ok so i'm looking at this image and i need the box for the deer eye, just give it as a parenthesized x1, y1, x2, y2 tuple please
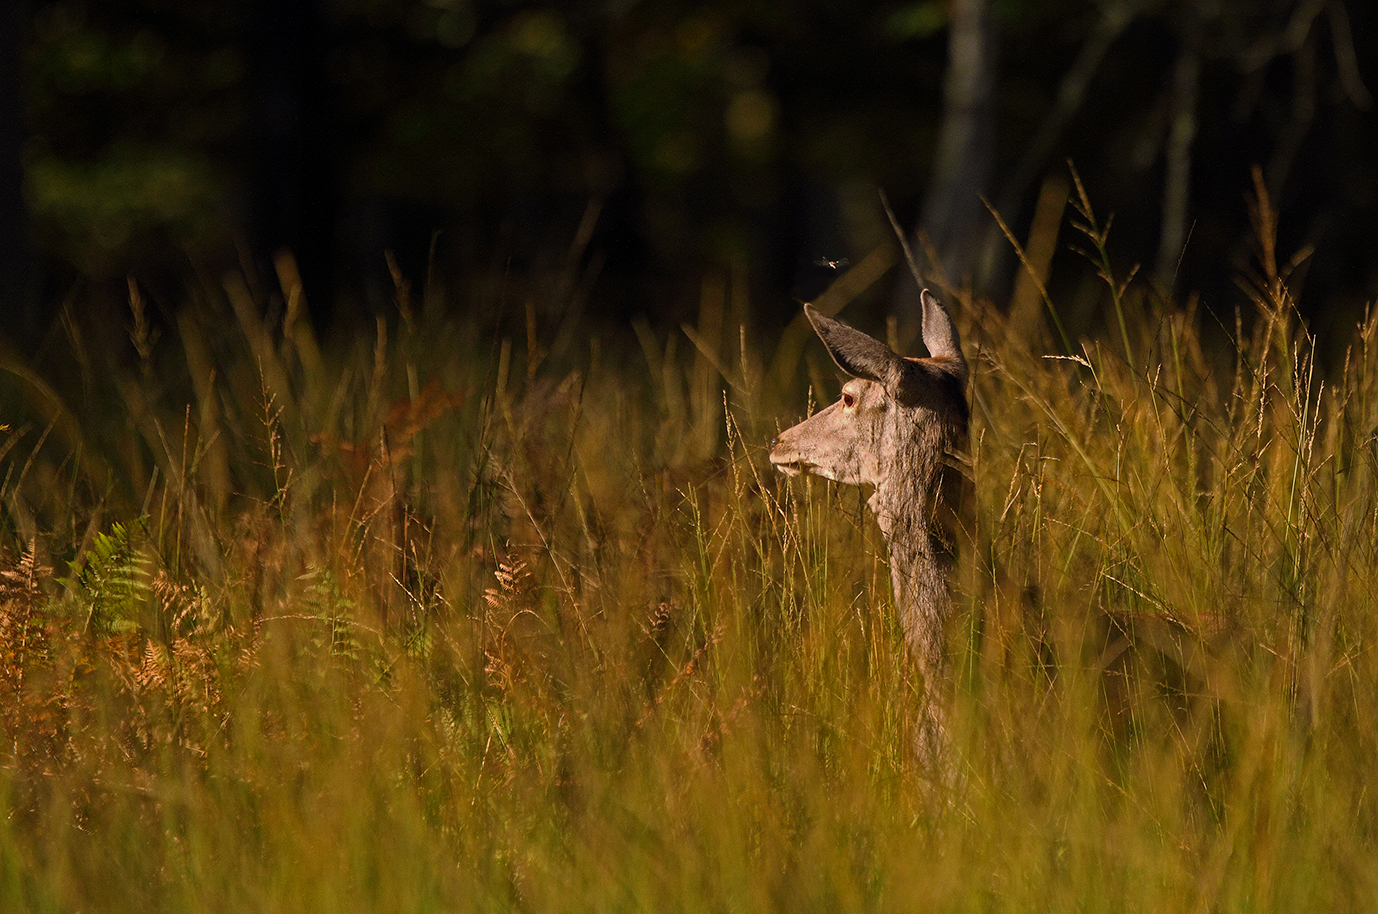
(842, 391, 856, 409)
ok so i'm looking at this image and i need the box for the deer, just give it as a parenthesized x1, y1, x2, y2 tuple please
(769, 290, 969, 770)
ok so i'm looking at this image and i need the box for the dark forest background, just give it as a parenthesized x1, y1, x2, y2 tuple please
(3, 0, 1376, 348)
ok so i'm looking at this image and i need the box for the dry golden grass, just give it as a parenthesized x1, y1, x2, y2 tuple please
(1, 184, 1376, 911)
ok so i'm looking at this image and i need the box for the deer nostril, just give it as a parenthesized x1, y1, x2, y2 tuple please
(769, 436, 778, 449)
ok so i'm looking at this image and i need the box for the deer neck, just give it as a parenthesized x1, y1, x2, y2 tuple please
(865, 417, 944, 549)
(867, 459, 951, 682)
(867, 478, 940, 591)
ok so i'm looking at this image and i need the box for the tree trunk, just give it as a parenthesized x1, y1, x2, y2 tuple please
(1158, 12, 1200, 287)
(896, 0, 996, 343)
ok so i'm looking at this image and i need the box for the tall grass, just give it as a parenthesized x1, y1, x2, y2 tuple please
(2, 186, 1377, 911)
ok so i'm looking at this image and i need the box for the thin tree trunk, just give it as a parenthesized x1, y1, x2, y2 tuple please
(1158, 16, 1200, 287)
(896, 0, 995, 344)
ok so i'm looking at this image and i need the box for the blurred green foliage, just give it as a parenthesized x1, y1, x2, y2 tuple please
(27, 149, 223, 273)
(15, 0, 937, 290)
(25, 2, 243, 274)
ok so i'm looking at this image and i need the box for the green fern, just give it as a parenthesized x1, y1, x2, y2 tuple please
(68, 522, 153, 636)
(299, 565, 361, 661)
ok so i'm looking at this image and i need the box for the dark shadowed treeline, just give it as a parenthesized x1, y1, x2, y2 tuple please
(8, 0, 1378, 342)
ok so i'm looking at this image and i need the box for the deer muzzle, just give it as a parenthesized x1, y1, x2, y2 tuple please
(769, 432, 818, 478)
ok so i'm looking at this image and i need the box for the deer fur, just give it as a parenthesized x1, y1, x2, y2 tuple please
(770, 290, 969, 766)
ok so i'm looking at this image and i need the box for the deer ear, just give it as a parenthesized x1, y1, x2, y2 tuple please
(920, 289, 965, 377)
(804, 304, 903, 385)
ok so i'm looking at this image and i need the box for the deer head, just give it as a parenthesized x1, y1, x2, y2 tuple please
(769, 290, 968, 498)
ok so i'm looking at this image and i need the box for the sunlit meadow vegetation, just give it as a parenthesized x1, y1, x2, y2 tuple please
(2, 181, 1377, 912)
